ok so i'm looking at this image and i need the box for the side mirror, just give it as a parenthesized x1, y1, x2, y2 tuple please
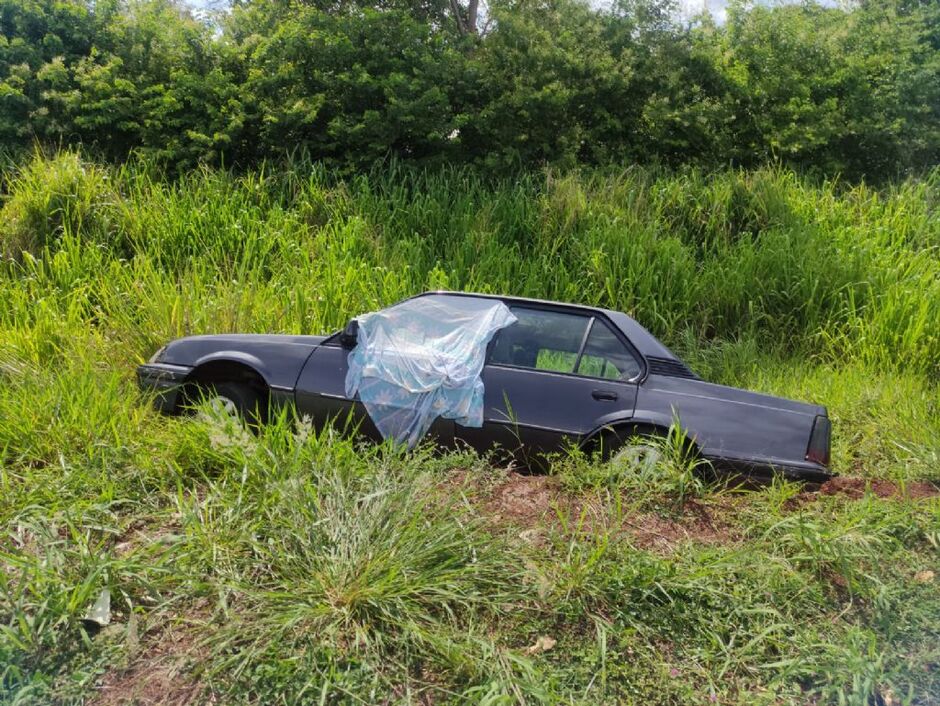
(339, 319, 359, 348)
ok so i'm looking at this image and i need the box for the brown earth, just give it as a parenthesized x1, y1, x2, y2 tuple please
(446, 468, 937, 553)
(480, 473, 561, 526)
(91, 608, 209, 706)
(456, 470, 739, 552)
(819, 476, 939, 500)
(624, 497, 739, 551)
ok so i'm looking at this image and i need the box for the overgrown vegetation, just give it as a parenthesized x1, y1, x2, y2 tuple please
(0, 152, 938, 704)
(2, 0, 939, 178)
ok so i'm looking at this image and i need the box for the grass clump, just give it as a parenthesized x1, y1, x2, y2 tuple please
(0, 151, 125, 261)
(556, 422, 711, 513)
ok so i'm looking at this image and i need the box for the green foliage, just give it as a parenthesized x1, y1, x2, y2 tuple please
(0, 154, 938, 703)
(2, 152, 938, 376)
(463, 0, 626, 169)
(719, 0, 940, 176)
(239, 1, 463, 168)
(1, 0, 938, 176)
(1, 0, 243, 168)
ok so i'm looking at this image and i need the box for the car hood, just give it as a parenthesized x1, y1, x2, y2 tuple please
(171, 333, 330, 347)
(160, 333, 329, 366)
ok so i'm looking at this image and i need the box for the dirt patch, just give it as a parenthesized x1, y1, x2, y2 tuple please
(482, 473, 564, 526)
(781, 494, 814, 512)
(819, 477, 939, 500)
(476, 472, 615, 536)
(459, 471, 936, 549)
(112, 515, 184, 559)
(624, 498, 739, 551)
(453, 470, 738, 551)
(92, 608, 210, 706)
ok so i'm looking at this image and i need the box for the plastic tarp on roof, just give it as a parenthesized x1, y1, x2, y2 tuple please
(345, 295, 517, 448)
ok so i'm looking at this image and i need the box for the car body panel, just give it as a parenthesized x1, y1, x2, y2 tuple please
(159, 334, 328, 390)
(634, 374, 828, 480)
(456, 364, 638, 466)
(138, 292, 832, 482)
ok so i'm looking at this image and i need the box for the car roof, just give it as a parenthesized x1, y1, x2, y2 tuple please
(411, 290, 679, 361)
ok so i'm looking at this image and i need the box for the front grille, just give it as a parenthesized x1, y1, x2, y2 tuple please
(646, 356, 700, 380)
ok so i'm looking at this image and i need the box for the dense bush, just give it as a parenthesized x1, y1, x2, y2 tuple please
(1, 0, 938, 177)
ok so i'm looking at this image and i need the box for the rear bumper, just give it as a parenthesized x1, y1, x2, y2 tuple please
(137, 363, 192, 413)
(707, 454, 833, 486)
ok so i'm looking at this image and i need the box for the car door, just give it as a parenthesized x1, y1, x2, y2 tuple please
(455, 306, 642, 467)
(294, 341, 455, 447)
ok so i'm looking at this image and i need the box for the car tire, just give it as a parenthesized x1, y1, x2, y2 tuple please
(195, 381, 266, 427)
(599, 428, 663, 471)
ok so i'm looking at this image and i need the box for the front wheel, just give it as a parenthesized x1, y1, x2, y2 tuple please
(193, 381, 266, 427)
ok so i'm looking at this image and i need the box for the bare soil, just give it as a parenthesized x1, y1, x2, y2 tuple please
(455, 470, 739, 551)
(480, 473, 561, 526)
(819, 476, 939, 500)
(445, 468, 937, 553)
(91, 609, 209, 706)
(624, 497, 739, 551)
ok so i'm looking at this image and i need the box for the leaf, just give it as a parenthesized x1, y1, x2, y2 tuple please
(523, 635, 556, 655)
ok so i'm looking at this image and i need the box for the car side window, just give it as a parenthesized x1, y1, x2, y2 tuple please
(488, 307, 590, 374)
(576, 320, 642, 381)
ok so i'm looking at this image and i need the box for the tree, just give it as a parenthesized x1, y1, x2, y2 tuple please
(1, 0, 936, 176)
(232, 0, 464, 167)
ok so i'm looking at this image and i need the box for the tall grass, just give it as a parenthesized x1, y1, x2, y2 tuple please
(2, 151, 937, 374)
(1, 151, 938, 704)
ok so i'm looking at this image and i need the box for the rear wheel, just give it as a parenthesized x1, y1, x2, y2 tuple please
(598, 428, 664, 473)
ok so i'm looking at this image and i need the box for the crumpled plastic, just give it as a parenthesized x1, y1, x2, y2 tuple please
(345, 294, 517, 448)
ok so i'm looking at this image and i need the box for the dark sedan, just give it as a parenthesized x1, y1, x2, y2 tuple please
(137, 291, 833, 484)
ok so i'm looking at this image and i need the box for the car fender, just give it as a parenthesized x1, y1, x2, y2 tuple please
(579, 409, 690, 450)
(190, 351, 274, 386)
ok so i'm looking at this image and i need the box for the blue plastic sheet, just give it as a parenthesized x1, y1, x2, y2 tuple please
(345, 294, 517, 448)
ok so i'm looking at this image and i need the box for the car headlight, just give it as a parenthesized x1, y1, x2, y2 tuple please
(148, 345, 168, 364)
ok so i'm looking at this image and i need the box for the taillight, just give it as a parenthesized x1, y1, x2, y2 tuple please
(806, 415, 831, 467)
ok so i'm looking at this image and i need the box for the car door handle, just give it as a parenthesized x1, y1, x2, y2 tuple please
(592, 390, 618, 401)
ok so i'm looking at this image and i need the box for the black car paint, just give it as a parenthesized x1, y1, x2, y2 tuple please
(138, 292, 833, 483)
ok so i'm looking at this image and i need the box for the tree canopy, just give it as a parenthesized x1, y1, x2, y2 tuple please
(1, 0, 937, 177)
